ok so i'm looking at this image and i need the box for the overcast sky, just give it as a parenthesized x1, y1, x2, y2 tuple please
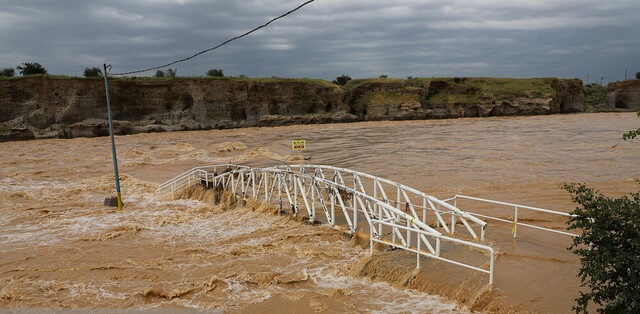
(1, 0, 639, 83)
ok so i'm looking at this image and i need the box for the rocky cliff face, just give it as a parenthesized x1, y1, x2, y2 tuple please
(0, 76, 597, 141)
(606, 80, 640, 111)
(347, 77, 584, 120)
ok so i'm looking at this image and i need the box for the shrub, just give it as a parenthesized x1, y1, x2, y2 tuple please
(17, 62, 47, 75)
(207, 69, 224, 77)
(332, 74, 351, 86)
(83, 67, 102, 77)
(564, 183, 640, 313)
(0, 67, 15, 77)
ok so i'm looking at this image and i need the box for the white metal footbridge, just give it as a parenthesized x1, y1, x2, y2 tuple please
(155, 164, 578, 286)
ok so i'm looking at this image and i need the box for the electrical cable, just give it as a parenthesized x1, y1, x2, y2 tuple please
(110, 0, 316, 76)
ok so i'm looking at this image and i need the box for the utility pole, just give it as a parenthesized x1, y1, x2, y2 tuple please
(102, 64, 124, 210)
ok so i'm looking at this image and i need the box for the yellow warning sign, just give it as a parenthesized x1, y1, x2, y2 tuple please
(292, 139, 306, 152)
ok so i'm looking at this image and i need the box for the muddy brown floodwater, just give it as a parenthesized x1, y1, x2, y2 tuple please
(1, 112, 639, 313)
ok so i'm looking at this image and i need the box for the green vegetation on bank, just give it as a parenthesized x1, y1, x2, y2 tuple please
(582, 84, 608, 112)
(565, 182, 640, 313)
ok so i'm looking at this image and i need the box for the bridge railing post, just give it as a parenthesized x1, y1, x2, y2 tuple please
(251, 171, 256, 199)
(310, 177, 316, 221)
(416, 231, 421, 269)
(513, 206, 519, 238)
(264, 170, 268, 201)
(293, 174, 298, 214)
(406, 216, 411, 248)
(451, 211, 456, 235)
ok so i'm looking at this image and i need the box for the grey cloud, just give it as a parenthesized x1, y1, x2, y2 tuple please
(0, 0, 638, 82)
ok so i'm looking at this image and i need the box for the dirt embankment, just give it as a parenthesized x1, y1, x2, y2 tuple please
(2, 75, 632, 142)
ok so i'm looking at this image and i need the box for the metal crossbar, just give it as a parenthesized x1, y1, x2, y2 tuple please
(155, 164, 495, 286)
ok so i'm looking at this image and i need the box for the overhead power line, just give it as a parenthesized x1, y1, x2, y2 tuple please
(110, 0, 316, 76)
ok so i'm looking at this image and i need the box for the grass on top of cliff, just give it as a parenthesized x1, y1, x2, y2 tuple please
(0, 74, 338, 87)
(345, 77, 556, 104)
(347, 77, 555, 93)
(428, 78, 556, 104)
(466, 77, 556, 97)
(99, 75, 341, 90)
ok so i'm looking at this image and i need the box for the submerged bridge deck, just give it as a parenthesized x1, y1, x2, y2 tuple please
(155, 164, 578, 287)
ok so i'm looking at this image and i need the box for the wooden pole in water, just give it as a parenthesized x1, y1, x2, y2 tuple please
(102, 64, 123, 210)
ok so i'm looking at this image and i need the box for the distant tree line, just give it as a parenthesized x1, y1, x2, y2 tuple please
(4, 63, 637, 81)
(1, 62, 48, 77)
(0, 62, 230, 78)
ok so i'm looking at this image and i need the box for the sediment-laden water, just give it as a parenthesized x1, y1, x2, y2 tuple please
(1, 112, 638, 313)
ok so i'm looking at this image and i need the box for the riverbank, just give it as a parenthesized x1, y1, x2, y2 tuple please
(5, 75, 626, 142)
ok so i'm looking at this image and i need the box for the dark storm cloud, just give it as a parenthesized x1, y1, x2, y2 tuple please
(1, 0, 638, 82)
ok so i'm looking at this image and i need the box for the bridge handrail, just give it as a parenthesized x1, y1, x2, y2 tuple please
(286, 165, 486, 226)
(155, 164, 248, 200)
(444, 194, 579, 238)
(371, 218, 495, 285)
(276, 165, 487, 241)
(221, 167, 443, 237)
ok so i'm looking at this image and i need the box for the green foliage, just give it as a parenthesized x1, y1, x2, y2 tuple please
(0, 67, 15, 77)
(155, 69, 165, 77)
(332, 75, 351, 86)
(623, 128, 640, 140)
(564, 183, 640, 313)
(83, 67, 102, 78)
(17, 62, 47, 75)
(582, 84, 608, 112)
(620, 111, 640, 142)
(207, 68, 224, 77)
(636, 72, 640, 80)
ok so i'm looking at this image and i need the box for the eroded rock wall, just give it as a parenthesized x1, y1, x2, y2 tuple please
(0, 76, 605, 141)
(606, 80, 640, 111)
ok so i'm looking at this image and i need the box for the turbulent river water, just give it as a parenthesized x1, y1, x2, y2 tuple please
(1, 112, 639, 313)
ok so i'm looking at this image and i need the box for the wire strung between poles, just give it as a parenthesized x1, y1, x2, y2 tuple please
(109, 0, 316, 76)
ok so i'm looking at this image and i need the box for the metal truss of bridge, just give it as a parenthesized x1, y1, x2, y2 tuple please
(156, 164, 495, 285)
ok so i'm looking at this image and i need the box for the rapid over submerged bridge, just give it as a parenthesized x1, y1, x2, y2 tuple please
(155, 164, 578, 287)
